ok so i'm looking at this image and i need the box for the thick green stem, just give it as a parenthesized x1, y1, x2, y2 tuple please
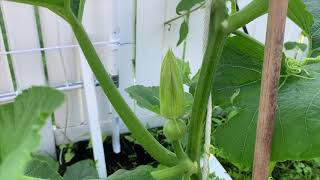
(187, 1, 228, 179)
(226, 0, 268, 34)
(65, 11, 177, 166)
(151, 160, 197, 180)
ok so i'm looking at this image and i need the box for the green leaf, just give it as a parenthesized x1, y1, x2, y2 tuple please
(213, 34, 320, 169)
(285, 42, 308, 52)
(126, 85, 193, 116)
(7, 0, 65, 14)
(285, 42, 297, 50)
(70, 0, 84, 18)
(63, 160, 99, 180)
(176, 59, 192, 86)
(6, 0, 82, 20)
(303, 0, 320, 57)
(0, 87, 65, 180)
(126, 85, 160, 114)
(176, 0, 204, 14)
(177, 20, 189, 46)
(298, 43, 308, 52)
(106, 166, 155, 180)
(288, 0, 314, 35)
(288, 0, 320, 57)
(64, 147, 75, 163)
(24, 155, 62, 180)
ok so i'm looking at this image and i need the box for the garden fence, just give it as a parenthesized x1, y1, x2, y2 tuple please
(0, 0, 303, 178)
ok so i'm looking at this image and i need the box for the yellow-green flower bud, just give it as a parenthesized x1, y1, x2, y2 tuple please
(160, 49, 184, 119)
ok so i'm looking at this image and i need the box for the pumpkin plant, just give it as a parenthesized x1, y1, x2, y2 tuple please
(3, 0, 320, 179)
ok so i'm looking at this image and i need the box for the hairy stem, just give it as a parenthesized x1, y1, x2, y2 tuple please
(172, 140, 187, 160)
(151, 160, 197, 180)
(226, 0, 268, 34)
(187, 1, 228, 179)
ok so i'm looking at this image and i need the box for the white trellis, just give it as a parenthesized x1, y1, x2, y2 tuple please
(0, 0, 303, 179)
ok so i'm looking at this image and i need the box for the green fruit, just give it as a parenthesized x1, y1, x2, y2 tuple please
(163, 119, 187, 141)
(160, 49, 184, 119)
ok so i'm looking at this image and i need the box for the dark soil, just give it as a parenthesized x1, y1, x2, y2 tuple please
(58, 128, 170, 175)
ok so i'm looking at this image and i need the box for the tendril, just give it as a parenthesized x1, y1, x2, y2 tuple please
(284, 57, 315, 80)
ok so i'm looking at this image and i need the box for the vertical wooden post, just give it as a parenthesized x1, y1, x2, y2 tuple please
(253, 0, 288, 179)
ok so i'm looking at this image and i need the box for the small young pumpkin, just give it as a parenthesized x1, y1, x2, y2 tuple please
(163, 119, 187, 141)
(160, 49, 184, 120)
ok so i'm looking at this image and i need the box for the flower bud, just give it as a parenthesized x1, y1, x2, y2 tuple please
(160, 49, 184, 119)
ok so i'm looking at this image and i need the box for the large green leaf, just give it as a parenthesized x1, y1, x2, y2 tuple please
(213, 34, 320, 169)
(63, 160, 99, 180)
(288, 0, 320, 57)
(106, 166, 155, 180)
(0, 87, 64, 180)
(24, 155, 63, 180)
(126, 85, 193, 117)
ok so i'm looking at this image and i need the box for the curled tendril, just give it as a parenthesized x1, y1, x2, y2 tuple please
(284, 57, 315, 80)
(279, 57, 317, 90)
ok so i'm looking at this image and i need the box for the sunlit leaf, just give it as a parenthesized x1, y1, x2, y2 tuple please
(0, 87, 64, 180)
(213, 34, 320, 169)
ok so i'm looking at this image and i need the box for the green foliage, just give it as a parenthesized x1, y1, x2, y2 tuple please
(213, 33, 320, 169)
(8, 0, 83, 20)
(304, 0, 320, 57)
(177, 20, 189, 46)
(59, 144, 75, 163)
(24, 155, 63, 180)
(70, 0, 85, 19)
(106, 166, 155, 180)
(126, 85, 193, 117)
(25, 156, 99, 180)
(284, 41, 308, 51)
(176, 59, 192, 86)
(288, 0, 314, 35)
(272, 159, 320, 179)
(176, 0, 204, 15)
(288, 0, 320, 57)
(63, 160, 99, 180)
(126, 85, 160, 115)
(0, 87, 64, 180)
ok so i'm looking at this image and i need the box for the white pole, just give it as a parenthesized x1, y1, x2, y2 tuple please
(108, 0, 121, 154)
(79, 51, 107, 178)
(202, 94, 212, 180)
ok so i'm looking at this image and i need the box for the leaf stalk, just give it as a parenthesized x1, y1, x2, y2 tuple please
(187, 1, 228, 179)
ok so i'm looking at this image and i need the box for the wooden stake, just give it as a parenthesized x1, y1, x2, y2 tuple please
(252, 0, 288, 179)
